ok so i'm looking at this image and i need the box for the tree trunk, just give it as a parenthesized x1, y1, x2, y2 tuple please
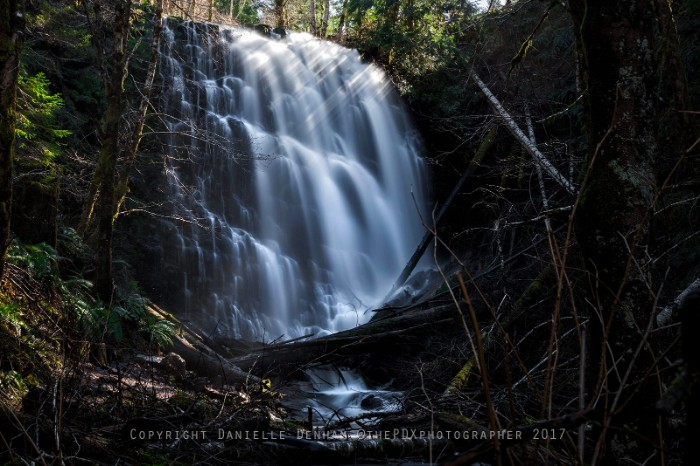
(680, 284, 700, 465)
(274, 0, 285, 29)
(0, 0, 24, 278)
(321, 0, 329, 38)
(146, 303, 258, 385)
(335, 0, 348, 41)
(569, 0, 674, 463)
(309, 0, 317, 36)
(230, 303, 460, 372)
(114, 0, 164, 217)
(88, 0, 132, 303)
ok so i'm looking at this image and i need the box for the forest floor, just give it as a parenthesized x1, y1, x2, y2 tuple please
(1, 252, 599, 466)
(2, 213, 693, 466)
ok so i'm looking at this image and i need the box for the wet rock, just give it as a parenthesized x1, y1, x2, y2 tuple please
(255, 24, 272, 36)
(360, 394, 382, 410)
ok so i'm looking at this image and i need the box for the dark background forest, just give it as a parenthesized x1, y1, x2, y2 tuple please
(1, 0, 699, 464)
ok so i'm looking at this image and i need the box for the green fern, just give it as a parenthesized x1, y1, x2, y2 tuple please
(0, 303, 27, 334)
(7, 241, 60, 280)
(16, 70, 71, 167)
(80, 305, 124, 343)
(140, 316, 176, 349)
(0, 370, 28, 395)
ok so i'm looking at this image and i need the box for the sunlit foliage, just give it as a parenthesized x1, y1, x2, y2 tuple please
(15, 71, 70, 167)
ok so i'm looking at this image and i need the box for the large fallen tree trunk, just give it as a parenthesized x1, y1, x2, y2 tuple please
(147, 303, 258, 386)
(229, 304, 461, 372)
(230, 228, 564, 373)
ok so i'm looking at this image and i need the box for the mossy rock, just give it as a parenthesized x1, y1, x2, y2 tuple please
(255, 24, 272, 36)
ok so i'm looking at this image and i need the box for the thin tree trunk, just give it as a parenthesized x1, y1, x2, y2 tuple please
(404, 0, 415, 31)
(384, 0, 400, 65)
(309, 0, 317, 36)
(273, 0, 284, 28)
(471, 72, 576, 195)
(321, 0, 330, 38)
(653, 0, 692, 178)
(114, 0, 164, 217)
(335, 0, 348, 41)
(236, 0, 248, 20)
(89, 0, 132, 303)
(0, 0, 25, 278)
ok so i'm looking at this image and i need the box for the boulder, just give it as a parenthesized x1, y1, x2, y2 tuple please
(360, 394, 383, 410)
(160, 352, 187, 381)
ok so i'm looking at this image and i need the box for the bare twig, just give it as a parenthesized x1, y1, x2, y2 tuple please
(457, 272, 502, 465)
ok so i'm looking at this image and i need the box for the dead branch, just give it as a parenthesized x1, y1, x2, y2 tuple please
(470, 72, 576, 195)
(656, 278, 700, 327)
(388, 125, 498, 295)
(376, 227, 561, 316)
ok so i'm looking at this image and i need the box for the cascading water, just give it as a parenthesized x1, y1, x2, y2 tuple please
(154, 20, 430, 340)
(284, 365, 403, 424)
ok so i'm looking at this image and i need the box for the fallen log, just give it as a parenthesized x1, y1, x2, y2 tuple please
(229, 304, 460, 371)
(147, 303, 258, 386)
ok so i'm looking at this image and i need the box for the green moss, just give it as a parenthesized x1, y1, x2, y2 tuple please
(443, 357, 475, 395)
(169, 388, 195, 408)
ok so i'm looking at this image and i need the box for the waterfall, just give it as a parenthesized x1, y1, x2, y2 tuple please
(154, 20, 430, 340)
